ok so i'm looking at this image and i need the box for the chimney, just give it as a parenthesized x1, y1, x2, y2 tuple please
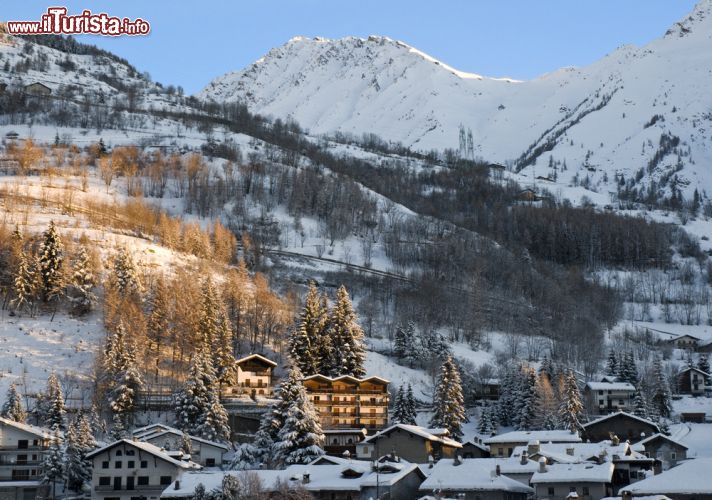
(527, 440, 540, 455)
(174, 480, 180, 491)
(453, 454, 462, 466)
(428, 455, 434, 468)
(302, 472, 310, 484)
(495, 464, 501, 476)
(566, 446, 575, 456)
(538, 457, 547, 473)
(520, 451, 529, 465)
(611, 435, 620, 446)
(621, 490, 632, 500)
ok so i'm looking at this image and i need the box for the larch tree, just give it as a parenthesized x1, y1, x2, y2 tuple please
(327, 286, 366, 377)
(430, 355, 467, 440)
(534, 372, 558, 430)
(273, 366, 325, 466)
(146, 275, 171, 381)
(558, 370, 584, 433)
(1, 383, 27, 422)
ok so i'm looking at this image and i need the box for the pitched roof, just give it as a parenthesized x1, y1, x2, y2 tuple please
(582, 411, 660, 431)
(86, 439, 202, 469)
(622, 458, 712, 495)
(302, 374, 390, 384)
(484, 430, 581, 445)
(234, 353, 277, 367)
(530, 462, 615, 484)
(633, 433, 689, 451)
(419, 459, 533, 494)
(585, 381, 636, 391)
(667, 334, 701, 342)
(0, 417, 56, 439)
(677, 366, 711, 377)
(139, 428, 229, 451)
(363, 424, 462, 448)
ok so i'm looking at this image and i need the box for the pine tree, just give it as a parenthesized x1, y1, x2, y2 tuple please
(651, 357, 672, 419)
(632, 386, 649, 419)
(394, 322, 417, 367)
(393, 324, 408, 359)
(65, 420, 91, 492)
(104, 321, 143, 430)
(273, 367, 325, 466)
(290, 282, 324, 376)
(1, 383, 26, 422)
(44, 373, 66, 431)
(42, 432, 64, 496)
(197, 277, 221, 346)
(497, 366, 517, 427)
(404, 384, 418, 425)
(68, 244, 96, 315)
(214, 307, 237, 388)
(146, 275, 170, 381)
(391, 385, 408, 424)
(431, 356, 467, 440)
(173, 350, 230, 442)
(558, 370, 584, 433)
(606, 349, 618, 377)
(251, 422, 276, 468)
(230, 442, 261, 470)
(477, 402, 496, 435)
(39, 220, 64, 303)
(11, 251, 36, 314)
(698, 355, 711, 380)
(516, 367, 538, 430)
(625, 351, 639, 387)
(327, 286, 366, 377)
(112, 247, 142, 297)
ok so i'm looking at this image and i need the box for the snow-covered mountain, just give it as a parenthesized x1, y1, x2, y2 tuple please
(200, 0, 712, 200)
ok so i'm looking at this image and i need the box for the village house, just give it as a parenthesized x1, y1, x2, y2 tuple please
(484, 430, 581, 458)
(303, 374, 389, 431)
(584, 380, 636, 415)
(461, 437, 490, 458)
(621, 457, 712, 499)
(530, 458, 615, 500)
(323, 428, 368, 457)
(632, 433, 688, 471)
(0, 417, 55, 500)
(160, 459, 426, 500)
(87, 439, 201, 500)
(582, 412, 660, 444)
(417, 457, 533, 500)
(22, 82, 51, 97)
(666, 334, 701, 350)
(224, 353, 277, 398)
(677, 366, 710, 396)
(132, 424, 228, 467)
(356, 424, 462, 463)
(459, 455, 541, 486)
(474, 378, 501, 401)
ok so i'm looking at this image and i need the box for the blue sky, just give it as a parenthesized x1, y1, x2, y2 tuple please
(6, 1, 699, 94)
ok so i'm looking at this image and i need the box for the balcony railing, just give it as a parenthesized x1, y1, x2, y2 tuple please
(95, 485, 166, 492)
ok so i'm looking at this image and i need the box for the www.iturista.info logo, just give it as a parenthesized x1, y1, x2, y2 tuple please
(6, 7, 150, 36)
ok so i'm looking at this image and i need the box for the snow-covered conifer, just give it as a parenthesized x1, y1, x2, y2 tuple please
(1, 383, 26, 422)
(290, 282, 324, 376)
(45, 372, 66, 431)
(68, 244, 96, 315)
(606, 349, 618, 377)
(327, 286, 366, 377)
(651, 357, 672, 419)
(558, 370, 583, 433)
(42, 432, 64, 494)
(11, 251, 36, 314)
(632, 385, 649, 419)
(112, 247, 142, 298)
(38, 220, 64, 303)
(431, 355, 467, 440)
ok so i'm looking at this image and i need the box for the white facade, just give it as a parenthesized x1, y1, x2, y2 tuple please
(0, 418, 54, 500)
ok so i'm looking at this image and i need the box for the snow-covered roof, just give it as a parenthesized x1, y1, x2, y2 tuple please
(86, 439, 202, 470)
(162, 461, 423, 497)
(302, 374, 390, 384)
(363, 424, 462, 448)
(530, 462, 615, 484)
(622, 458, 712, 495)
(138, 428, 229, 451)
(418, 459, 533, 494)
(585, 381, 636, 391)
(582, 411, 660, 432)
(667, 334, 701, 341)
(633, 433, 688, 451)
(677, 366, 711, 377)
(484, 430, 581, 445)
(514, 441, 632, 464)
(0, 417, 56, 439)
(432, 457, 540, 475)
(234, 353, 277, 367)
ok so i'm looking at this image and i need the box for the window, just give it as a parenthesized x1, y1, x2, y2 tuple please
(548, 487, 555, 496)
(127, 461, 135, 468)
(113, 477, 122, 490)
(17, 440, 28, 449)
(99, 477, 111, 486)
(114, 461, 122, 468)
(671, 452, 677, 460)
(138, 477, 149, 486)
(160, 476, 172, 486)
(583, 487, 590, 496)
(126, 450, 135, 456)
(570, 486, 577, 493)
(498, 448, 504, 457)
(116, 450, 123, 456)
(102, 461, 110, 469)
(206, 458, 215, 467)
(140, 461, 148, 469)
(619, 399, 625, 405)
(126, 477, 135, 490)
(598, 390, 603, 395)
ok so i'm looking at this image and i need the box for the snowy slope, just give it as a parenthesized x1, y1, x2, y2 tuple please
(200, 0, 712, 201)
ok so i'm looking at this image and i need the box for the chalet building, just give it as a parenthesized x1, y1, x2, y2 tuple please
(581, 412, 660, 444)
(584, 380, 636, 415)
(23, 82, 51, 97)
(161, 460, 426, 500)
(223, 354, 276, 398)
(455, 456, 541, 486)
(303, 375, 389, 431)
(680, 411, 707, 423)
(356, 424, 462, 463)
(418, 458, 533, 500)
(87, 439, 200, 500)
(632, 433, 688, 471)
(132, 424, 228, 467)
(0, 418, 55, 500)
(666, 334, 701, 350)
(484, 430, 581, 458)
(475, 378, 501, 400)
(461, 437, 490, 458)
(323, 428, 367, 457)
(621, 457, 712, 499)
(530, 459, 614, 500)
(677, 366, 710, 396)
